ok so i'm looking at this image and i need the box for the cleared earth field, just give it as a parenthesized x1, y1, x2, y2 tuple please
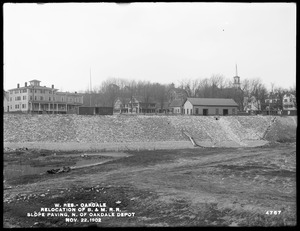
(3, 143, 296, 227)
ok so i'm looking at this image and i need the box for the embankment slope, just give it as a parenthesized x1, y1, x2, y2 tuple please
(3, 114, 297, 151)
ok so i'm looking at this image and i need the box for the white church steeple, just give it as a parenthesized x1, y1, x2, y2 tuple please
(233, 64, 240, 89)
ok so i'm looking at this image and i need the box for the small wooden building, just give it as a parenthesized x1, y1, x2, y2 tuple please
(169, 99, 185, 114)
(183, 98, 238, 116)
(77, 106, 113, 115)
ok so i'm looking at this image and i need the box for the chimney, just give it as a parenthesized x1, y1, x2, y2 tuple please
(52, 84, 54, 89)
(25, 82, 27, 87)
(17, 83, 20, 88)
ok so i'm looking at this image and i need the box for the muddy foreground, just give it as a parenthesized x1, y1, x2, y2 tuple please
(3, 142, 296, 227)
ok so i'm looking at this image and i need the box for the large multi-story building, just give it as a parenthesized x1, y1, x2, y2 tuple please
(167, 84, 188, 103)
(282, 93, 297, 115)
(7, 80, 83, 114)
(3, 90, 9, 112)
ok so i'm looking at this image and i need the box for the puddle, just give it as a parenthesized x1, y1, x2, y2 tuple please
(3, 152, 131, 180)
(4, 164, 54, 180)
(71, 159, 113, 169)
(57, 152, 130, 158)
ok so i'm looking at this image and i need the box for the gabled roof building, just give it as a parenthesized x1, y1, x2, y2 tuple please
(118, 96, 157, 114)
(183, 97, 238, 116)
(169, 98, 185, 114)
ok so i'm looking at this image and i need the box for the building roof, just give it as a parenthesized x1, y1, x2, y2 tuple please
(169, 99, 185, 107)
(8, 85, 59, 91)
(283, 93, 295, 98)
(56, 91, 83, 96)
(132, 96, 156, 103)
(168, 87, 188, 95)
(3, 90, 9, 100)
(155, 102, 169, 109)
(186, 98, 238, 107)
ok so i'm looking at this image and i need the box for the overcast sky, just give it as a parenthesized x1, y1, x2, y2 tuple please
(3, 2, 296, 92)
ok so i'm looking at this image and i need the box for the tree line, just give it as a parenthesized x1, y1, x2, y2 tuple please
(80, 75, 296, 111)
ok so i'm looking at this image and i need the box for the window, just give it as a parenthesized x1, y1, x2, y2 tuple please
(22, 104, 26, 108)
(35, 90, 37, 93)
(187, 109, 189, 114)
(40, 96, 44, 100)
(62, 97, 64, 102)
(15, 105, 20, 109)
(216, 108, 219, 115)
(232, 108, 236, 114)
(23, 96, 26, 100)
(30, 96, 33, 100)
(10, 90, 13, 94)
(191, 109, 193, 114)
(30, 89, 33, 93)
(23, 89, 27, 93)
(15, 96, 21, 101)
(284, 99, 288, 102)
(35, 96, 37, 100)
(49, 97, 51, 101)
(15, 90, 19, 94)
(10, 97, 12, 101)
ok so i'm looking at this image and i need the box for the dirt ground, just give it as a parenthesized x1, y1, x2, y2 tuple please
(3, 142, 296, 227)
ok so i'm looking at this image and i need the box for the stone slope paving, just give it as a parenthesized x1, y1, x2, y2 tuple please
(234, 116, 271, 139)
(3, 114, 297, 146)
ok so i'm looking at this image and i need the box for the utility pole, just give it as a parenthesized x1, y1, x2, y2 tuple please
(32, 85, 34, 114)
(89, 68, 92, 107)
(52, 88, 54, 114)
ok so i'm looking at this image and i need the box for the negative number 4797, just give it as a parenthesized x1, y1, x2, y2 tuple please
(266, 210, 281, 215)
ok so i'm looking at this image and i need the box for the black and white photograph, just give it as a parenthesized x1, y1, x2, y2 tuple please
(3, 2, 296, 227)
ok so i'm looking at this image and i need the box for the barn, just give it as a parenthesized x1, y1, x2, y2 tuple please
(183, 98, 238, 116)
